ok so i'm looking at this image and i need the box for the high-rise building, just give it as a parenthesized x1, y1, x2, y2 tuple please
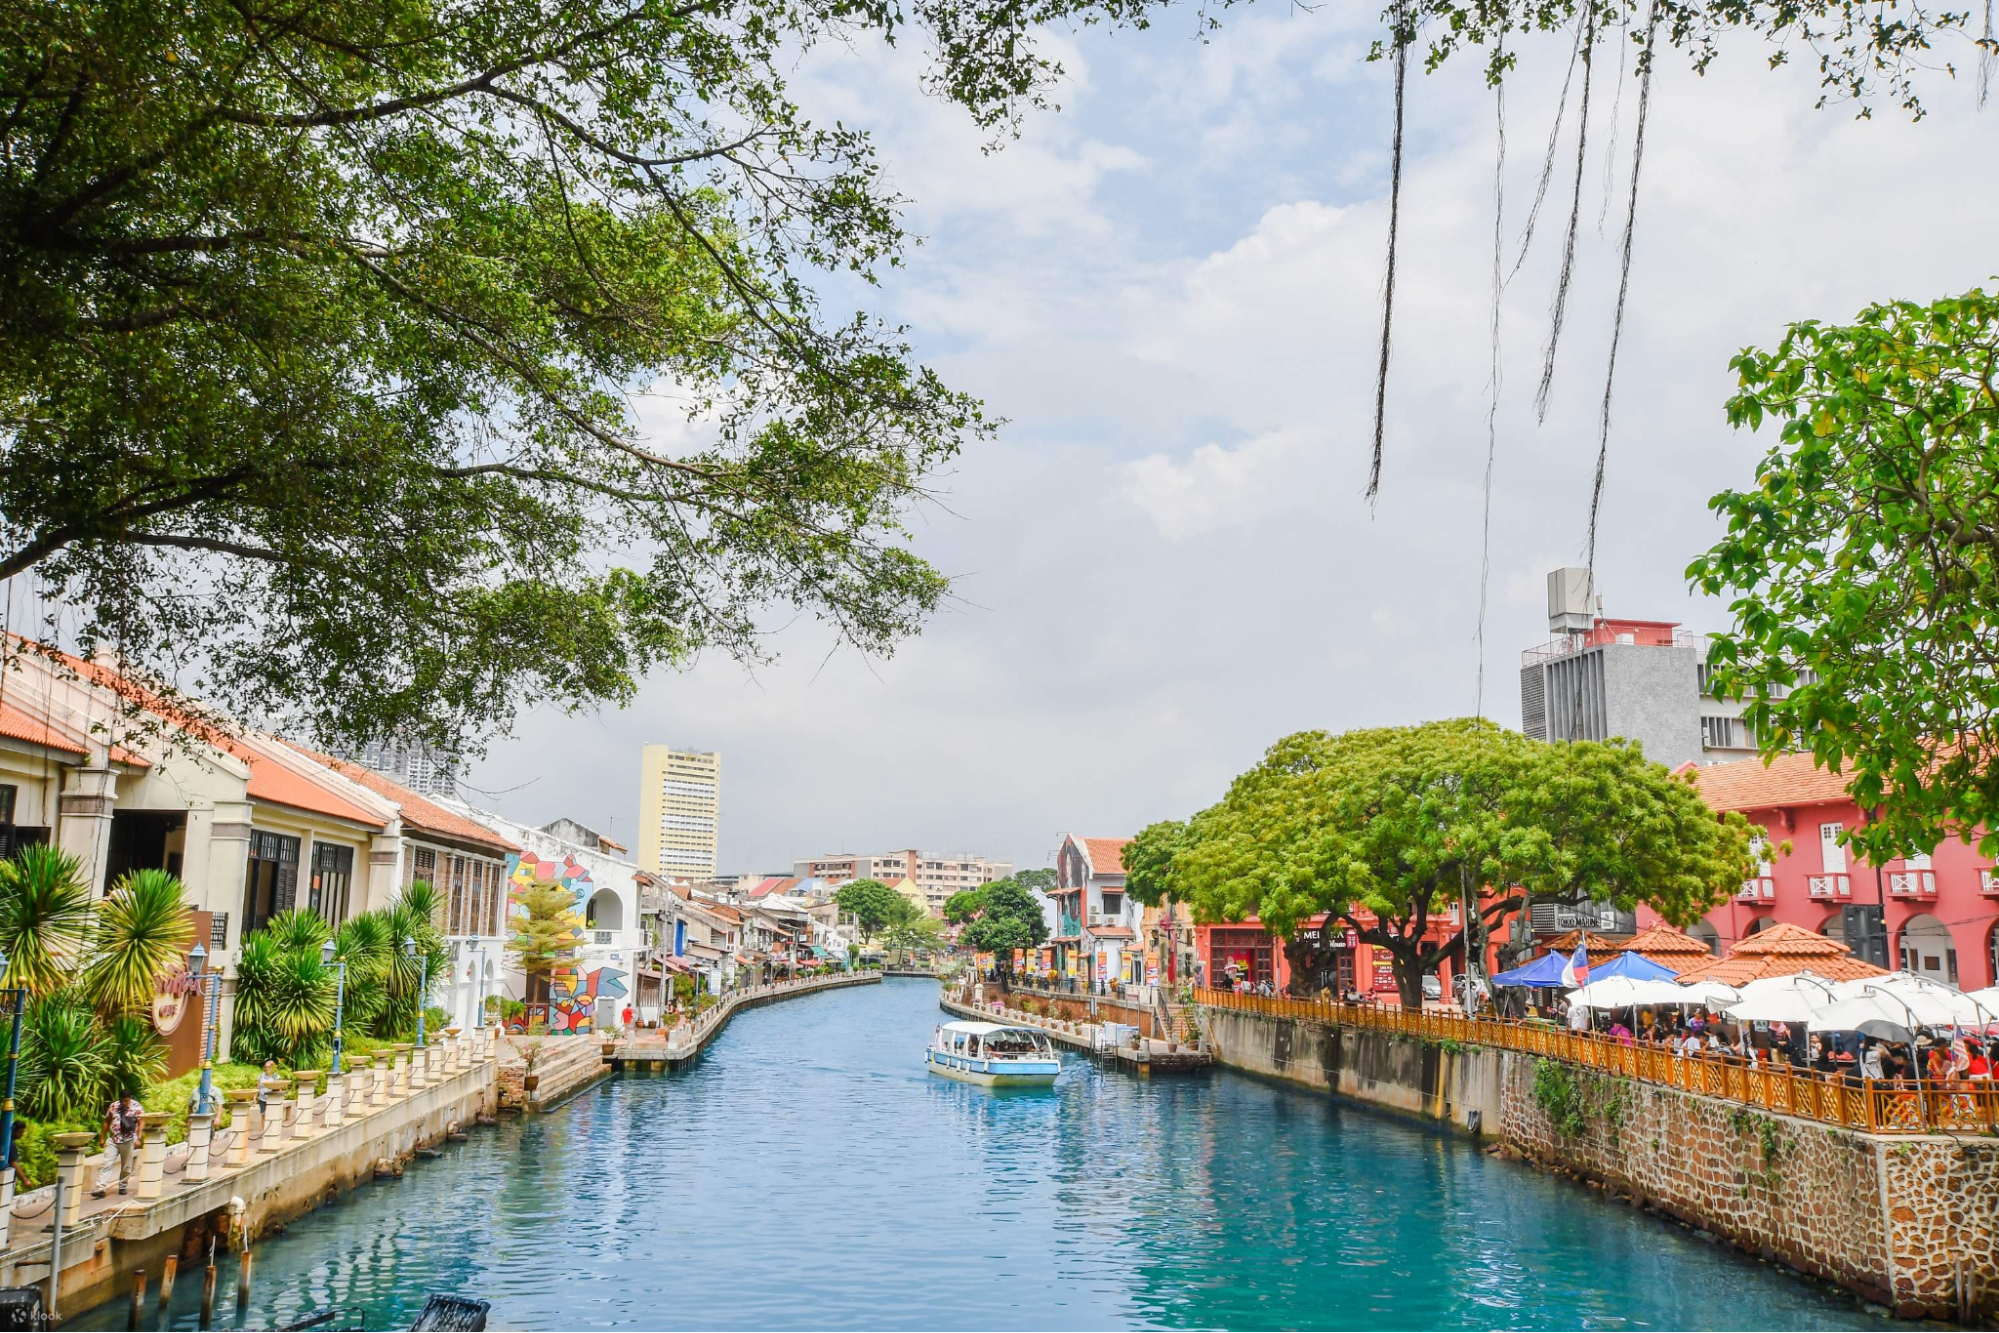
(791, 850, 1012, 914)
(639, 746, 721, 880)
(1518, 567, 1759, 772)
(337, 741, 460, 798)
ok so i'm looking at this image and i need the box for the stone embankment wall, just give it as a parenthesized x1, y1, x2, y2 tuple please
(1002, 988, 1156, 1038)
(1200, 1004, 1999, 1320)
(1201, 1005, 1504, 1132)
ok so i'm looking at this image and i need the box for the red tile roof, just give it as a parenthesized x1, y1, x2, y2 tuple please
(1620, 923, 1721, 962)
(1085, 925, 1135, 939)
(0, 702, 86, 756)
(1689, 751, 1857, 814)
(1081, 837, 1131, 875)
(284, 742, 517, 854)
(243, 749, 386, 828)
(1674, 920, 1888, 985)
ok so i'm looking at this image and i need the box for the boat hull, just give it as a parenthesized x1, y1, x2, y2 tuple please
(926, 1050, 1059, 1087)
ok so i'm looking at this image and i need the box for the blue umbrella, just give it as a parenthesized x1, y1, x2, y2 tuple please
(1591, 950, 1679, 982)
(1491, 950, 1571, 988)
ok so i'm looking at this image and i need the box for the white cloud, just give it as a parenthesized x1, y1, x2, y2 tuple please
(466, 16, 1999, 875)
(1117, 427, 1320, 537)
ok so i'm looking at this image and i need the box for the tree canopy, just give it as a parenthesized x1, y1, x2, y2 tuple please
(834, 878, 912, 940)
(1692, 287, 1999, 865)
(0, 0, 1205, 754)
(958, 876, 1048, 966)
(1143, 720, 1754, 1005)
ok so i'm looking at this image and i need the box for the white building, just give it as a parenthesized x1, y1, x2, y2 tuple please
(445, 802, 649, 1034)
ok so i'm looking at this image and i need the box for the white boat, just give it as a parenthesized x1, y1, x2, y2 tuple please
(926, 1021, 1061, 1086)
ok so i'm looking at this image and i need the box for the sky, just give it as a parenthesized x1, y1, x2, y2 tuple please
(462, 6, 1999, 875)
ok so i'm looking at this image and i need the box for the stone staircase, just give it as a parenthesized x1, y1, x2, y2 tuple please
(502, 1036, 609, 1110)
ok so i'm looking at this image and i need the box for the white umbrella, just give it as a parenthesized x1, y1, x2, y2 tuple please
(1568, 977, 1689, 1010)
(1970, 986, 1999, 1015)
(1808, 990, 1919, 1044)
(1722, 972, 1838, 1024)
(1674, 980, 1742, 1010)
(1834, 971, 1997, 1028)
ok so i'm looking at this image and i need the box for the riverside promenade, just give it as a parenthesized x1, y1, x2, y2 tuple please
(941, 981, 1212, 1073)
(0, 1028, 499, 1320)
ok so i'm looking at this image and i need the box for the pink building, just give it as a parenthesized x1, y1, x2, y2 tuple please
(1667, 752, 1999, 989)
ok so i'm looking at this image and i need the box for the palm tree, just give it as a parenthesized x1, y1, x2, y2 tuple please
(80, 869, 194, 1015)
(20, 993, 107, 1122)
(0, 845, 94, 996)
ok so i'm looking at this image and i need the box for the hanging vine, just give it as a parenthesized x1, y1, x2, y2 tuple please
(1368, 0, 1415, 506)
(1533, 2, 1599, 424)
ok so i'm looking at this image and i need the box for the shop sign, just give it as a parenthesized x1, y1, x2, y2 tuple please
(150, 966, 200, 1036)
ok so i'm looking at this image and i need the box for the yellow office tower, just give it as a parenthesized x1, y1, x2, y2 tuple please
(638, 746, 721, 880)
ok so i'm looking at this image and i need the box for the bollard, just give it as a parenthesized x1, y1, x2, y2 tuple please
(237, 1246, 252, 1310)
(259, 1092, 289, 1155)
(201, 1249, 217, 1329)
(128, 1269, 146, 1331)
(161, 1254, 178, 1306)
(391, 1045, 412, 1097)
(186, 1111, 215, 1183)
(136, 1111, 172, 1200)
(408, 1044, 428, 1093)
(0, 1162, 12, 1252)
(225, 1090, 257, 1166)
(291, 1072, 320, 1140)
(369, 1053, 389, 1107)
(328, 1069, 348, 1129)
(53, 1131, 93, 1228)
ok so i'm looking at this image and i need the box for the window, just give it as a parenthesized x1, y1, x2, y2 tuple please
(1100, 892, 1123, 917)
(0, 782, 50, 860)
(406, 846, 437, 889)
(308, 842, 353, 925)
(1701, 715, 1742, 749)
(1906, 852, 1933, 871)
(242, 831, 300, 935)
(1820, 822, 1847, 874)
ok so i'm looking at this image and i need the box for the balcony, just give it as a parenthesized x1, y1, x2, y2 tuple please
(1738, 877, 1776, 901)
(1887, 871, 1937, 899)
(1806, 874, 1851, 900)
(1983, 870, 1999, 897)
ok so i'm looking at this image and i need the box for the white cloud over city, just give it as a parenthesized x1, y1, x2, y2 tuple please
(465, 8, 1999, 875)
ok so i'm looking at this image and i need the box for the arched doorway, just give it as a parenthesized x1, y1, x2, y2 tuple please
(1746, 916, 1777, 935)
(585, 888, 624, 934)
(1688, 921, 1721, 956)
(1897, 913, 1957, 984)
(1820, 912, 1845, 946)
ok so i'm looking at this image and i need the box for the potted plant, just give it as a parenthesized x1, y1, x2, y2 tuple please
(521, 1045, 542, 1095)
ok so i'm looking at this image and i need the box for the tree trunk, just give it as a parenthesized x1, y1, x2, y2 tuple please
(1393, 952, 1426, 1010)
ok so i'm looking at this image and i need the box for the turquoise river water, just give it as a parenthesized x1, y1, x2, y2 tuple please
(70, 977, 1905, 1330)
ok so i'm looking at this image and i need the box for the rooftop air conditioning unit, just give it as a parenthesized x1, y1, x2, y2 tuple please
(1547, 568, 1595, 633)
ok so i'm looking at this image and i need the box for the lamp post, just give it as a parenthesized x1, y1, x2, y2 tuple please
(0, 947, 25, 1182)
(472, 946, 487, 1030)
(320, 939, 347, 1076)
(405, 938, 428, 1048)
(188, 943, 221, 1116)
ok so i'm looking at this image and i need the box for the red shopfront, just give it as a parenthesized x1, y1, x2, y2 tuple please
(1197, 914, 1455, 1000)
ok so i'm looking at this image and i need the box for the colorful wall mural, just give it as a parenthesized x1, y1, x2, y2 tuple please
(505, 851, 627, 1033)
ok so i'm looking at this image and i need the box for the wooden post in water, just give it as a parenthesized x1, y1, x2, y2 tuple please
(127, 1270, 146, 1331)
(237, 1245, 252, 1310)
(201, 1239, 217, 1329)
(160, 1255, 178, 1307)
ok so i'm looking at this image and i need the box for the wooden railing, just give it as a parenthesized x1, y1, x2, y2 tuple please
(1194, 987, 1999, 1135)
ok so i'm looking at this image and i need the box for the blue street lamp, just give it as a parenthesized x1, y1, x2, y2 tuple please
(188, 943, 221, 1116)
(0, 948, 25, 1178)
(320, 938, 347, 1076)
(405, 938, 428, 1048)
(472, 946, 488, 1030)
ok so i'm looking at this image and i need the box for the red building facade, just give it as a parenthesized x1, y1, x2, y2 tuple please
(1663, 752, 1999, 990)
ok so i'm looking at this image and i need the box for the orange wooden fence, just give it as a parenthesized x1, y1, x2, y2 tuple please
(1193, 987, 1999, 1135)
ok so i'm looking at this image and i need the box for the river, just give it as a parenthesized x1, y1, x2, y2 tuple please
(70, 977, 1901, 1330)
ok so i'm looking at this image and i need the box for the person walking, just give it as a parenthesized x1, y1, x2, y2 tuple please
(96, 1091, 144, 1196)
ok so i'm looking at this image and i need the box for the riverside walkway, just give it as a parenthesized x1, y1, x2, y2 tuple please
(1196, 986, 1999, 1136)
(0, 1028, 498, 1317)
(942, 986, 1212, 1072)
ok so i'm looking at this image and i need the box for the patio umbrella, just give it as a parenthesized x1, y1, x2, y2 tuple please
(1721, 971, 1836, 1024)
(1567, 977, 1688, 1010)
(1675, 980, 1744, 1010)
(1807, 991, 1920, 1044)
(1491, 950, 1570, 988)
(1831, 971, 1998, 1027)
(1591, 951, 1680, 983)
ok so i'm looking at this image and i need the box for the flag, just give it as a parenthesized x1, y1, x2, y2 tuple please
(1561, 940, 1590, 988)
(1951, 1025, 1971, 1075)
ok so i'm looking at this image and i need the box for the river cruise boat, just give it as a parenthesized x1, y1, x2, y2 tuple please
(927, 1021, 1061, 1086)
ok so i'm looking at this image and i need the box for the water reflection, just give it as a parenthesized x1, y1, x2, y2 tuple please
(70, 979, 1897, 1330)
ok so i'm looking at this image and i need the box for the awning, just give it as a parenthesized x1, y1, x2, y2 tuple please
(1591, 951, 1679, 982)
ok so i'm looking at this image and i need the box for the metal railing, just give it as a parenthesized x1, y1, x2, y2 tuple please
(1193, 987, 1999, 1136)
